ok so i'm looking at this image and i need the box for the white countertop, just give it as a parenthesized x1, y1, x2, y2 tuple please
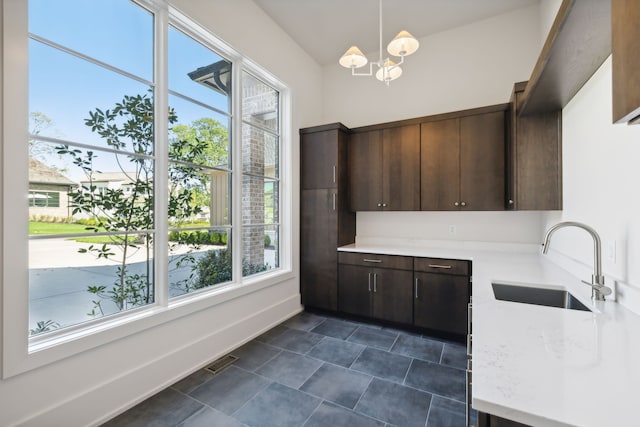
(339, 243, 640, 427)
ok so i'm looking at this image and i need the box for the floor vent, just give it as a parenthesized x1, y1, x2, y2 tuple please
(204, 354, 238, 374)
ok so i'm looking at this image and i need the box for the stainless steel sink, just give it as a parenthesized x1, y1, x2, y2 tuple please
(492, 282, 591, 312)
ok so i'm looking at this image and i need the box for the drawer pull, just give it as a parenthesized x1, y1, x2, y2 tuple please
(368, 273, 371, 292)
(363, 258, 382, 263)
(428, 264, 452, 269)
(415, 278, 419, 299)
(466, 334, 472, 357)
(373, 273, 378, 293)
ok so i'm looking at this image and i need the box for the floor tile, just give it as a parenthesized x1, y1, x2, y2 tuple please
(188, 366, 271, 415)
(440, 343, 468, 370)
(267, 328, 324, 353)
(171, 369, 215, 394)
(390, 334, 444, 363)
(234, 382, 321, 427)
(347, 326, 398, 351)
(405, 359, 466, 402)
(255, 350, 323, 389)
(304, 402, 385, 427)
(425, 395, 467, 427)
(104, 388, 203, 427)
(307, 336, 365, 367)
(355, 378, 431, 427)
(255, 324, 289, 344)
(283, 312, 326, 331)
(300, 363, 372, 409)
(230, 340, 281, 371)
(178, 406, 245, 427)
(311, 319, 358, 340)
(351, 347, 412, 383)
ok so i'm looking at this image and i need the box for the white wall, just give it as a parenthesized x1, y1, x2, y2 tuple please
(543, 56, 640, 313)
(324, 4, 548, 245)
(322, 4, 541, 128)
(538, 0, 562, 48)
(0, 0, 323, 425)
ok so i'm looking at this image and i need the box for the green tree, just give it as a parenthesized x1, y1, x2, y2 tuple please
(57, 93, 228, 316)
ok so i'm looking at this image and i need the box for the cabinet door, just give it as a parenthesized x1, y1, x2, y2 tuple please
(460, 111, 505, 211)
(382, 125, 421, 211)
(301, 189, 338, 310)
(349, 130, 383, 211)
(301, 130, 338, 190)
(338, 264, 372, 317)
(613, 0, 640, 124)
(421, 119, 460, 210)
(414, 272, 469, 335)
(372, 268, 414, 324)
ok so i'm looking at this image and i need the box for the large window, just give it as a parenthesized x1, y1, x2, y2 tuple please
(25, 0, 284, 338)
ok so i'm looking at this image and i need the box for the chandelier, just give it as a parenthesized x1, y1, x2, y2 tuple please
(338, 0, 419, 84)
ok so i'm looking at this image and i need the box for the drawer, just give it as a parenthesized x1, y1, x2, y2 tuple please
(414, 257, 470, 276)
(338, 252, 413, 271)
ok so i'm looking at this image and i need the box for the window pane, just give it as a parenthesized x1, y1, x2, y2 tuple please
(242, 176, 279, 225)
(29, 144, 154, 234)
(29, 232, 155, 335)
(242, 73, 278, 133)
(169, 95, 230, 169)
(168, 228, 231, 297)
(29, 0, 153, 81)
(169, 26, 231, 113)
(242, 124, 278, 178)
(169, 163, 230, 227)
(242, 225, 278, 277)
(29, 40, 154, 152)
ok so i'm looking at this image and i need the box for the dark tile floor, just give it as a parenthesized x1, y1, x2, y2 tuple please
(104, 311, 472, 427)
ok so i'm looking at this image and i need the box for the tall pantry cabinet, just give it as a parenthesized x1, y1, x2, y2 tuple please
(300, 124, 356, 311)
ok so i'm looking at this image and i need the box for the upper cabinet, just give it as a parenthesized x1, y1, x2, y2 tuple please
(421, 109, 506, 211)
(507, 83, 562, 210)
(612, 0, 640, 124)
(349, 124, 420, 211)
(301, 125, 343, 190)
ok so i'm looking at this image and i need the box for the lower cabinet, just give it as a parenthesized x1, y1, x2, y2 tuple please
(338, 253, 413, 324)
(414, 257, 471, 336)
(338, 251, 471, 335)
(478, 412, 531, 427)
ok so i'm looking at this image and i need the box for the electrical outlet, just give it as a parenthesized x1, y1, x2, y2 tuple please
(449, 225, 457, 236)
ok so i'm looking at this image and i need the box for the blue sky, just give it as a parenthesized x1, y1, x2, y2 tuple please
(29, 0, 230, 179)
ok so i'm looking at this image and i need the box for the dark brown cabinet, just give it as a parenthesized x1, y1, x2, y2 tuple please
(507, 82, 562, 210)
(349, 124, 420, 211)
(478, 411, 531, 427)
(613, 0, 640, 124)
(338, 253, 414, 324)
(300, 124, 355, 311)
(413, 258, 471, 336)
(421, 109, 506, 211)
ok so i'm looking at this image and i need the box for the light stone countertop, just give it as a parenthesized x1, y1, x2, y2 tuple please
(339, 242, 640, 427)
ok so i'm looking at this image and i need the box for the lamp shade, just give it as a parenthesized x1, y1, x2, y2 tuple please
(375, 59, 402, 82)
(339, 46, 368, 68)
(387, 30, 419, 57)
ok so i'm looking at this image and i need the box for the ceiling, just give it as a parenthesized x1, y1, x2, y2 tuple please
(253, 0, 540, 66)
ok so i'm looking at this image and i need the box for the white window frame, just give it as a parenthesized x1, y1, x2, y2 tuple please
(1, 0, 293, 378)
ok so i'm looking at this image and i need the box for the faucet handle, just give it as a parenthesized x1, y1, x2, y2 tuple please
(581, 280, 613, 296)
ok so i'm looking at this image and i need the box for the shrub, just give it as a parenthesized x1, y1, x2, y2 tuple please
(194, 248, 270, 289)
(264, 234, 271, 247)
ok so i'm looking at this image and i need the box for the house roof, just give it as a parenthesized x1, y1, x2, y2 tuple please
(28, 158, 76, 186)
(79, 172, 137, 184)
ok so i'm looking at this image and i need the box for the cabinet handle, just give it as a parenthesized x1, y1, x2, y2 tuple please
(415, 277, 419, 299)
(332, 193, 336, 211)
(466, 369, 473, 427)
(428, 264, 452, 269)
(461, 201, 467, 207)
(468, 303, 473, 336)
(332, 165, 336, 184)
(363, 258, 382, 263)
(454, 202, 460, 207)
(377, 203, 382, 207)
(382, 203, 387, 207)
(508, 199, 514, 205)
(373, 273, 377, 293)
(467, 334, 473, 358)
(368, 273, 371, 292)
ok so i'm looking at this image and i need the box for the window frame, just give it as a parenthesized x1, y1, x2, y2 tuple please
(1, 0, 292, 378)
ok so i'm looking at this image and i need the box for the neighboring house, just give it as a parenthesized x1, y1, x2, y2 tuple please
(78, 171, 138, 196)
(28, 157, 77, 218)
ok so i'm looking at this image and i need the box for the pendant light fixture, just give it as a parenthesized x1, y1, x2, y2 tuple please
(338, 0, 419, 85)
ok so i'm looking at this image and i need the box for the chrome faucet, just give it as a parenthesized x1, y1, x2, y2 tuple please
(542, 221, 612, 301)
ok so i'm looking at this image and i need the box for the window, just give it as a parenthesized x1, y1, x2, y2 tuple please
(23, 0, 285, 341)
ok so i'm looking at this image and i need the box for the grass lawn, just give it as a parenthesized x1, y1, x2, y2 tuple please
(29, 222, 138, 244)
